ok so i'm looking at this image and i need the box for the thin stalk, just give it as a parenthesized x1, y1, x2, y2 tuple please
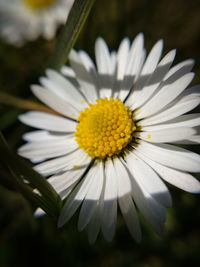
(50, 0, 95, 70)
(8, 167, 56, 217)
(0, 132, 62, 216)
(0, 92, 59, 115)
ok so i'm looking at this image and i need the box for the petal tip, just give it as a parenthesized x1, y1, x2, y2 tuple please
(57, 217, 65, 228)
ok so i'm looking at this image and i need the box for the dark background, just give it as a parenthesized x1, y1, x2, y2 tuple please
(0, 0, 200, 266)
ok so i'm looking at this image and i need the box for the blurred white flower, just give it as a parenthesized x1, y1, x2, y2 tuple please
(0, 0, 74, 46)
(19, 34, 200, 243)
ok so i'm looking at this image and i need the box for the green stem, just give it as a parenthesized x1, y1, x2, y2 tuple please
(8, 167, 56, 217)
(0, 92, 59, 115)
(0, 132, 62, 217)
(50, 0, 96, 70)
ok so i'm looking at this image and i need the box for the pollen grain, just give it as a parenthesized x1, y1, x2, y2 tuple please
(75, 97, 135, 159)
(23, 0, 56, 9)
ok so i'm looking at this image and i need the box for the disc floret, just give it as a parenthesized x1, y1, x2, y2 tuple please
(75, 97, 136, 159)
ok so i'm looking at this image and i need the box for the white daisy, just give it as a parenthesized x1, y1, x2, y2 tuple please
(0, 0, 74, 46)
(18, 33, 200, 243)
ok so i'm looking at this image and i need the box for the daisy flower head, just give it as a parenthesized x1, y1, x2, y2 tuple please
(18, 33, 200, 243)
(0, 0, 74, 46)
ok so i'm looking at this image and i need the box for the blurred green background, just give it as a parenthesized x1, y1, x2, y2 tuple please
(0, 0, 200, 266)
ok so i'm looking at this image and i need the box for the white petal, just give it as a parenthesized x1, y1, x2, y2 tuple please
(164, 59, 195, 81)
(125, 152, 172, 207)
(125, 33, 145, 78)
(78, 162, 104, 231)
(41, 74, 77, 94)
(115, 158, 141, 241)
(117, 37, 130, 81)
(135, 152, 200, 193)
(141, 114, 200, 131)
(44, 69, 88, 110)
(130, 49, 176, 110)
(34, 149, 90, 176)
(79, 50, 104, 98)
(22, 130, 69, 142)
(138, 127, 196, 143)
(114, 157, 132, 197)
(140, 39, 163, 76)
(136, 72, 194, 120)
(110, 51, 117, 73)
(126, 39, 163, 107)
(103, 160, 118, 203)
(19, 111, 77, 132)
(60, 66, 80, 89)
(99, 89, 113, 99)
(140, 86, 200, 126)
(95, 37, 111, 74)
(87, 197, 102, 244)
(31, 85, 79, 119)
(101, 160, 118, 242)
(95, 37, 113, 98)
(135, 141, 200, 173)
(118, 33, 145, 100)
(34, 208, 45, 217)
(165, 114, 200, 127)
(79, 50, 96, 71)
(48, 167, 87, 197)
(78, 50, 100, 99)
(61, 65, 76, 78)
(58, 164, 95, 227)
(186, 135, 200, 144)
(132, 184, 167, 224)
(109, 51, 118, 98)
(126, 166, 165, 235)
(118, 194, 141, 242)
(101, 215, 116, 242)
(18, 136, 78, 161)
(69, 49, 98, 103)
(115, 38, 130, 100)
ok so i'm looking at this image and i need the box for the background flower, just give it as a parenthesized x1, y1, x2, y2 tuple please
(0, 0, 74, 46)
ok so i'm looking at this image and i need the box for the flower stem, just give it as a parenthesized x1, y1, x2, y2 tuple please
(0, 132, 62, 217)
(0, 92, 59, 115)
(50, 0, 96, 70)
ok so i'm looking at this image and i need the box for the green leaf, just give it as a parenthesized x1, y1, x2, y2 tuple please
(50, 0, 96, 70)
(0, 132, 62, 217)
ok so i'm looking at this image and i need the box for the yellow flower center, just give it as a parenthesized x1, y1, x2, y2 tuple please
(75, 97, 136, 159)
(23, 0, 56, 9)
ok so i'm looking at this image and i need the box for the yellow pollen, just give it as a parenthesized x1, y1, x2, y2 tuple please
(73, 165, 80, 169)
(75, 97, 135, 159)
(23, 0, 56, 9)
